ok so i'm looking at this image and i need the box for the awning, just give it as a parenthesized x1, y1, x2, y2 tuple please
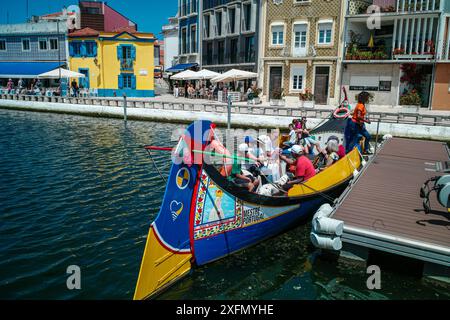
(0, 62, 64, 79)
(166, 63, 198, 73)
(38, 68, 85, 79)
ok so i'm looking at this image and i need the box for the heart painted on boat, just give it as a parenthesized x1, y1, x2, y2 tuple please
(170, 200, 183, 221)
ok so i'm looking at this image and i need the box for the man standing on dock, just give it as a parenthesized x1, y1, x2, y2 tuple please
(346, 92, 372, 154)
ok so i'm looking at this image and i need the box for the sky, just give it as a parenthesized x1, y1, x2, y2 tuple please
(1, 0, 178, 39)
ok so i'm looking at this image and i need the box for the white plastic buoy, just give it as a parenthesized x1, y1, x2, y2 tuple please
(310, 232, 342, 251)
(312, 217, 344, 236)
(313, 203, 333, 220)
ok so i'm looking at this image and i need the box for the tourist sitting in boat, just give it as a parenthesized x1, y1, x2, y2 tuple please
(297, 117, 321, 155)
(327, 135, 346, 158)
(258, 134, 282, 182)
(225, 143, 260, 192)
(314, 139, 340, 171)
(279, 145, 316, 188)
(239, 136, 265, 169)
(283, 123, 298, 150)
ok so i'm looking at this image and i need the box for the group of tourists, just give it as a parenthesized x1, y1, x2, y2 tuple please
(173, 81, 248, 102)
(206, 91, 373, 197)
(2, 78, 56, 96)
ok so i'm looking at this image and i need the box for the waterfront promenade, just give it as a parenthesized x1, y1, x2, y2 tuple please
(1, 93, 450, 140)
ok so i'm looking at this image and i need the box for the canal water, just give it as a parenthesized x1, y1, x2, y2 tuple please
(0, 109, 448, 300)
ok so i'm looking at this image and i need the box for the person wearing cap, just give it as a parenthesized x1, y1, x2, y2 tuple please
(279, 145, 316, 187)
(238, 136, 264, 170)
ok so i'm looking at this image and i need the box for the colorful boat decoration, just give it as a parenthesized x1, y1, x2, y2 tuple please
(133, 119, 362, 300)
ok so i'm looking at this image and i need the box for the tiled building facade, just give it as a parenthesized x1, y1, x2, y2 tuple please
(259, 0, 345, 106)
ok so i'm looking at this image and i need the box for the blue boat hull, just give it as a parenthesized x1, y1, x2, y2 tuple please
(192, 170, 344, 266)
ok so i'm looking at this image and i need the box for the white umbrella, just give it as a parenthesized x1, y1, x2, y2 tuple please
(38, 68, 85, 79)
(211, 69, 258, 83)
(190, 69, 220, 80)
(170, 69, 198, 80)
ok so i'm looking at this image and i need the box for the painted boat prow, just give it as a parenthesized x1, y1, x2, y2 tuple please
(134, 120, 212, 300)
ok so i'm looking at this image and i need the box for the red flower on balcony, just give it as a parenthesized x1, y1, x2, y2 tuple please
(393, 48, 405, 55)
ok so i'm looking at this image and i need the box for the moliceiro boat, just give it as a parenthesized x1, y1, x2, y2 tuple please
(134, 119, 362, 300)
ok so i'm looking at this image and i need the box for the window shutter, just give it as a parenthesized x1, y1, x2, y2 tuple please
(118, 75, 123, 89)
(117, 45, 122, 59)
(80, 42, 87, 57)
(93, 42, 98, 57)
(131, 75, 136, 90)
(131, 45, 136, 60)
(69, 43, 74, 56)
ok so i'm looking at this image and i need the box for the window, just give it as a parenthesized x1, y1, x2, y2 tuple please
(215, 11, 222, 36)
(86, 7, 101, 14)
(181, 27, 187, 54)
(206, 42, 213, 65)
(0, 39, 5, 51)
(244, 36, 255, 63)
(293, 23, 307, 56)
(191, 0, 197, 13)
(39, 38, 48, 50)
(22, 39, 30, 51)
(122, 45, 132, 59)
(230, 38, 238, 63)
(291, 65, 306, 91)
(123, 74, 132, 89)
(119, 74, 136, 89)
(190, 25, 197, 53)
(204, 15, 210, 38)
(71, 41, 82, 56)
(318, 22, 333, 45)
(85, 41, 97, 57)
(243, 3, 252, 31)
(229, 8, 236, 34)
(49, 38, 58, 50)
(271, 25, 284, 46)
(218, 41, 225, 64)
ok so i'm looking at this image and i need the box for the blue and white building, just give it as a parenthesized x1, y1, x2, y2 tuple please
(0, 18, 67, 84)
(168, 0, 200, 73)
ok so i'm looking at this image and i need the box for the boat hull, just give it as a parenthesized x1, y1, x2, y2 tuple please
(192, 170, 348, 265)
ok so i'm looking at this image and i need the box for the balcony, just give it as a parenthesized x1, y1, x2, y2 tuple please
(120, 58, 134, 72)
(348, 0, 441, 16)
(344, 44, 435, 62)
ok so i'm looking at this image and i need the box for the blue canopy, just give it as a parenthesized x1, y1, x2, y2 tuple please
(0, 62, 63, 79)
(166, 63, 198, 73)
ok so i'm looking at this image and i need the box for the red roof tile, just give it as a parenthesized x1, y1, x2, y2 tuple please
(69, 27, 100, 37)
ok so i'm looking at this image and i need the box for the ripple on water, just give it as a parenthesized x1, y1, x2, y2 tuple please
(0, 110, 448, 300)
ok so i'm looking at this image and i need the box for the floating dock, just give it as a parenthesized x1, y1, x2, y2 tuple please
(331, 138, 450, 282)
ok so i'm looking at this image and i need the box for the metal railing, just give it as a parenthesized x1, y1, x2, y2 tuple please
(348, 0, 440, 15)
(1, 93, 450, 127)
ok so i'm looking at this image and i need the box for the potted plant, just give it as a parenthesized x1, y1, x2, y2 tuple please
(270, 88, 285, 106)
(249, 87, 262, 105)
(299, 89, 315, 108)
(399, 89, 421, 111)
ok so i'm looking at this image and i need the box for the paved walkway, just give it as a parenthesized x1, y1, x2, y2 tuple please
(99, 93, 450, 117)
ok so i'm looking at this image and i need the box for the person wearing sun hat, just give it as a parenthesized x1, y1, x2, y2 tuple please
(279, 145, 316, 188)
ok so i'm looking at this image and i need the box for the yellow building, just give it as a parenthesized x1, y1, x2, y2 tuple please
(68, 27, 155, 97)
